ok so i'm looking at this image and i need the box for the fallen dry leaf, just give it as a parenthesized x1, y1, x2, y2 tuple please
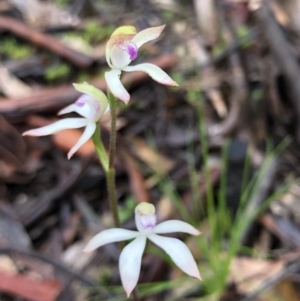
(0, 271, 62, 301)
(277, 280, 300, 301)
(122, 151, 150, 203)
(128, 137, 174, 175)
(0, 63, 32, 98)
(230, 257, 284, 294)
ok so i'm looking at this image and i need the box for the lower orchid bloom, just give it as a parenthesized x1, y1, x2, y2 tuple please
(105, 25, 178, 104)
(23, 83, 109, 159)
(83, 202, 201, 297)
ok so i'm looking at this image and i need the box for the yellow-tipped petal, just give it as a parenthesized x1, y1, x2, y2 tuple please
(111, 25, 137, 37)
(106, 26, 138, 68)
(135, 202, 155, 215)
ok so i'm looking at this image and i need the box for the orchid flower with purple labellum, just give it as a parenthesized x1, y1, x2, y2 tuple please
(23, 82, 109, 159)
(83, 202, 201, 297)
(105, 25, 178, 104)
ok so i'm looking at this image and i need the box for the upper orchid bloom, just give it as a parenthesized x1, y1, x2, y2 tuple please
(83, 202, 201, 297)
(23, 82, 109, 159)
(105, 25, 178, 104)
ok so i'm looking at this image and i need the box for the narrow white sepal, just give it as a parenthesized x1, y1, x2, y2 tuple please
(119, 235, 146, 297)
(23, 118, 88, 136)
(132, 25, 165, 48)
(148, 234, 201, 280)
(154, 220, 201, 236)
(123, 63, 178, 87)
(58, 104, 79, 116)
(83, 228, 139, 252)
(67, 122, 96, 159)
(105, 69, 130, 104)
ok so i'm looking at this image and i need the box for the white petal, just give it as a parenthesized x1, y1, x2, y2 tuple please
(83, 228, 139, 252)
(105, 69, 130, 104)
(132, 25, 165, 48)
(23, 118, 88, 136)
(67, 122, 96, 159)
(154, 220, 201, 236)
(148, 234, 201, 280)
(119, 235, 146, 297)
(123, 64, 178, 87)
(58, 104, 79, 116)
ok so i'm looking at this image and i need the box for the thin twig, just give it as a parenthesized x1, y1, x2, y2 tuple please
(0, 55, 178, 120)
(0, 16, 93, 68)
(241, 261, 300, 301)
(0, 247, 95, 286)
(253, 1, 300, 143)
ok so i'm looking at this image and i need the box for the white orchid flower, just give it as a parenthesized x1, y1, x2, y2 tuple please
(105, 25, 178, 104)
(83, 202, 201, 297)
(23, 82, 109, 159)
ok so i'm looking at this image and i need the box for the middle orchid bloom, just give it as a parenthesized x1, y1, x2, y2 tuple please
(105, 25, 178, 104)
(83, 202, 201, 297)
(23, 83, 109, 159)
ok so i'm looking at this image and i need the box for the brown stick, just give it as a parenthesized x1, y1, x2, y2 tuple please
(253, 2, 300, 143)
(0, 247, 95, 286)
(208, 7, 248, 137)
(0, 54, 178, 120)
(0, 16, 93, 68)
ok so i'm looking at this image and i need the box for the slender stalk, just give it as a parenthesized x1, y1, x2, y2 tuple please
(106, 91, 120, 228)
(108, 91, 117, 169)
(107, 92, 133, 296)
(106, 168, 120, 228)
(91, 93, 120, 228)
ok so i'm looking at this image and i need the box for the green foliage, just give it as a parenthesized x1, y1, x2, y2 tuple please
(212, 40, 227, 57)
(142, 83, 293, 300)
(251, 87, 263, 102)
(162, 10, 174, 22)
(187, 89, 202, 107)
(89, 279, 183, 301)
(0, 38, 33, 59)
(118, 196, 136, 223)
(97, 266, 113, 286)
(236, 25, 253, 48)
(64, 22, 114, 45)
(54, 0, 71, 8)
(170, 71, 184, 89)
(45, 63, 71, 82)
(83, 21, 114, 44)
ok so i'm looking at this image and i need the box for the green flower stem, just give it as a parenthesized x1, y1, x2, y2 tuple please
(92, 118, 120, 228)
(108, 91, 117, 169)
(106, 168, 120, 228)
(106, 91, 120, 228)
(92, 124, 109, 172)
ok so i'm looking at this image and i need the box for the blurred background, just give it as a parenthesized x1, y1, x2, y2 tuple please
(1, 0, 300, 300)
